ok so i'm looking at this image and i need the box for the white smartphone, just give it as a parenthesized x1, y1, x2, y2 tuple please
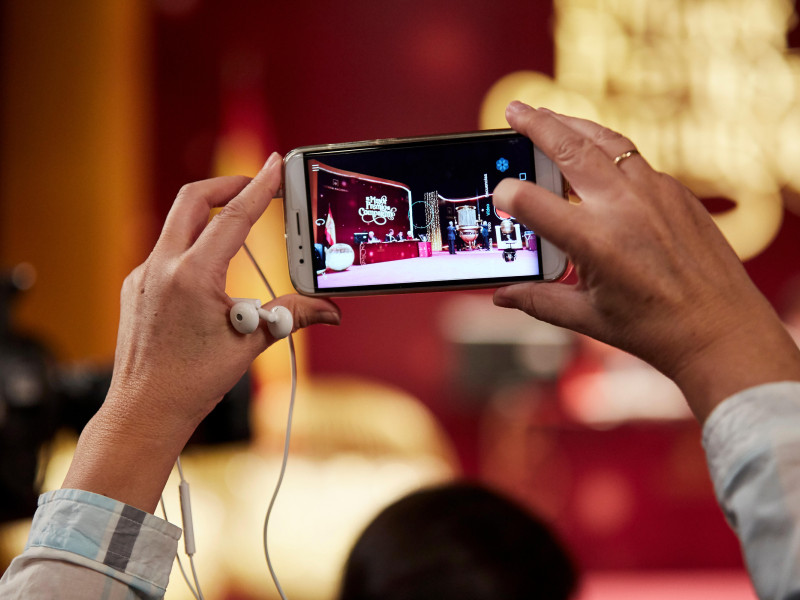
(283, 129, 569, 296)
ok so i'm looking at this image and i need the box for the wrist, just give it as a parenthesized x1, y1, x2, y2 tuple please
(104, 376, 211, 440)
(669, 311, 800, 423)
(61, 388, 201, 513)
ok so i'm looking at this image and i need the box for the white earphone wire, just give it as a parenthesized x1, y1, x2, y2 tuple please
(243, 242, 294, 600)
(159, 484, 204, 600)
(164, 240, 294, 600)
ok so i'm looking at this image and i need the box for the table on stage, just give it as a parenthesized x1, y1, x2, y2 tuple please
(359, 241, 432, 265)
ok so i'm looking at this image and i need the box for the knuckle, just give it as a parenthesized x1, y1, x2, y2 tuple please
(592, 127, 627, 147)
(120, 269, 138, 299)
(167, 255, 200, 293)
(122, 262, 147, 291)
(215, 201, 256, 229)
(175, 181, 202, 202)
(552, 136, 594, 167)
(295, 309, 314, 331)
(171, 182, 208, 215)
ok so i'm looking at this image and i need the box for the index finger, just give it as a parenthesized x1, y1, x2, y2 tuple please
(505, 102, 623, 201)
(157, 175, 253, 255)
(194, 152, 283, 266)
(545, 112, 649, 174)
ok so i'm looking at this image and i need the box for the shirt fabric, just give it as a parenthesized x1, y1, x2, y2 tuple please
(702, 381, 800, 600)
(1, 381, 799, 599)
(0, 488, 180, 599)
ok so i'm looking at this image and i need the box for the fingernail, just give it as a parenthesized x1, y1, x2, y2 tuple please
(264, 152, 281, 169)
(493, 287, 513, 308)
(319, 311, 341, 326)
(506, 100, 533, 115)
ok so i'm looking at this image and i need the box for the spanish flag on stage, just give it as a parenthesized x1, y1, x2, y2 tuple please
(325, 207, 336, 246)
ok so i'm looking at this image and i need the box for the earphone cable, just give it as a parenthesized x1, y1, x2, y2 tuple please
(175, 456, 206, 600)
(164, 240, 294, 600)
(243, 241, 293, 600)
(261, 332, 295, 600)
(159, 495, 202, 600)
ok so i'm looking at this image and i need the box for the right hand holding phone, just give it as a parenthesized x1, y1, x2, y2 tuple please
(492, 102, 800, 421)
(62, 153, 341, 513)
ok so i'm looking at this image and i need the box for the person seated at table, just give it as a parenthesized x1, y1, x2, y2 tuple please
(385, 229, 396, 242)
(367, 231, 379, 243)
(396, 231, 405, 242)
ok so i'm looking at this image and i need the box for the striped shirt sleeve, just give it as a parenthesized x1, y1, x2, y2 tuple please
(0, 488, 181, 600)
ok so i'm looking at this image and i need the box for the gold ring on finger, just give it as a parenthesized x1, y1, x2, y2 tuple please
(613, 149, 640, 167)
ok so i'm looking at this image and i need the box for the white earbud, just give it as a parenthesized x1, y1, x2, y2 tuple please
(229, 299, 294, 340)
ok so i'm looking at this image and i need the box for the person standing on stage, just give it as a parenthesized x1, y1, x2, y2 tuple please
(447, 221, 457, 254)
(480, 221, 491, 250)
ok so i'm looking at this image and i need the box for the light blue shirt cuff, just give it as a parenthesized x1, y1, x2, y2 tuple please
(26, 488, 182, 596)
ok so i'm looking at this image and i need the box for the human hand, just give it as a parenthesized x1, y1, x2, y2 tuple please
(492, 102, 800, 421)
(63, 153, 341, 511)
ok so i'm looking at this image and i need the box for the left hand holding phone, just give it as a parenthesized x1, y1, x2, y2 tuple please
(492, 102, 800, 423)
(61, 152, 341, 513)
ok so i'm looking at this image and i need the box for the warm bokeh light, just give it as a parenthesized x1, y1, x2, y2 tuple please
(3, 378, 457, 600)
(481, 0, 800, 260)
(162, 376, 458, 600)
(0, 1, 151, 362)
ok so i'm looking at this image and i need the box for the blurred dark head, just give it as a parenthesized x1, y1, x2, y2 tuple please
(338, 481, 578, 600)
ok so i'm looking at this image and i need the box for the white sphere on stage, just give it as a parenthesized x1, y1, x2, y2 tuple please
(325, 243, 355, 271)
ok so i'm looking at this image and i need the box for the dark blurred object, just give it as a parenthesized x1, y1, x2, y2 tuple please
(56, 366, 252, 447)
(0, 264, 252, 523)
(338, 481, 578, 600)
(440, 295, 575, 411)
(0, 264, 59, 522)
(190, 370, 252, 446)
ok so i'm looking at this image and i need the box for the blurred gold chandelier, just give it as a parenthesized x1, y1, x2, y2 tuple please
(482, 0, 800, 260)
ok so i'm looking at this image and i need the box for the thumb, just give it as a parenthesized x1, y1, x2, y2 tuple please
(265, 295, 342, 332)
(493, 282, 595, 335)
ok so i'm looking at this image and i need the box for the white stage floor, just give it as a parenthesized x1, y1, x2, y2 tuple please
(317, 248, 540, 289)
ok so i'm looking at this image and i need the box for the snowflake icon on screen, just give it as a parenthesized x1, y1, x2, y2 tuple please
(496, 157, 509, 172)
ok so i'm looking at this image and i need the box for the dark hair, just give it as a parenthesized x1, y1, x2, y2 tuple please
(338, 481, 578, 600)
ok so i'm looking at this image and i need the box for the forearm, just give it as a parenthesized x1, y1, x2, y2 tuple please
(61, 389, 202, 513)
(671, 305, 800, 424)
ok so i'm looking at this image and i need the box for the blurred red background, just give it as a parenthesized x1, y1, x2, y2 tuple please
(3, 0, 800, 591)
(146, 0, 800, 577)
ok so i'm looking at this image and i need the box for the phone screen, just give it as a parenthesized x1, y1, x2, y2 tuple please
(303, 132, 544, 293)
